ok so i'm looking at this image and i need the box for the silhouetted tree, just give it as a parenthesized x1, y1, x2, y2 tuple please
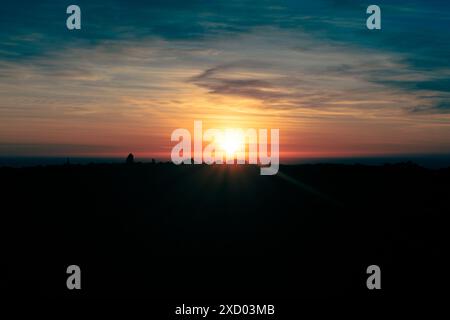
(126, 153, 134, 164)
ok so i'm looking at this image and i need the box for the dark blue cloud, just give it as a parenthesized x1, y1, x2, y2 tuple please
(1, 1, 449, 58)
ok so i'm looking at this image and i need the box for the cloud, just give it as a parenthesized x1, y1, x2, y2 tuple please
(410, 100, 450, 114)
(186, 28, 449, 118)
(1, 25, 449, 123)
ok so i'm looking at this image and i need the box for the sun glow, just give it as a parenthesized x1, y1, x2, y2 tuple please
(217, 130, 245, 156)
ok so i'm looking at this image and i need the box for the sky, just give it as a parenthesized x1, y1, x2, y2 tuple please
(0, 0, 450, 160)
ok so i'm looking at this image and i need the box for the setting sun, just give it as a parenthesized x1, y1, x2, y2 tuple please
(218, 130, 245, 156)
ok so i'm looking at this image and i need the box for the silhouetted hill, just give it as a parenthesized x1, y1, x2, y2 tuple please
(1, 163, 448, 302)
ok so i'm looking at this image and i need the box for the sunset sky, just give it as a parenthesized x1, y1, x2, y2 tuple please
(1, 0, 450, 161)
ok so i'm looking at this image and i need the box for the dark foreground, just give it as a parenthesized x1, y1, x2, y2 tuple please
(1, 162, 448, 304)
